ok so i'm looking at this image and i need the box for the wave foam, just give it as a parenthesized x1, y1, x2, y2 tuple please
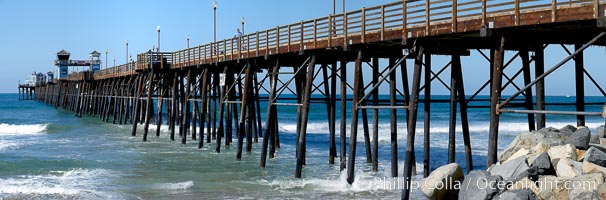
(0, 168, 115, 197)
(152, 181, 194, 190)
(258, 162, 424, 193)
(0, 123, 48, 135)
(0, 140, 18, 151)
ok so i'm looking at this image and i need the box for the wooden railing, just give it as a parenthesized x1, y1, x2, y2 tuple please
(92, 0, 603, 80)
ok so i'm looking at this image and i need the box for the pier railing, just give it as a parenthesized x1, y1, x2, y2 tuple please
(93, 0, 604, 79)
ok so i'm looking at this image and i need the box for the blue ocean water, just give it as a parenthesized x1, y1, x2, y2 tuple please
(0, 93, 603, 199)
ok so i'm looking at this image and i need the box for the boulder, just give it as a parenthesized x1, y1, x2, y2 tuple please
(560, 125, 577, 136)
(564, 126, 590, 150)
(493, 189, 538, 200)
(536, 175, 570, 200)
(577, 149, 586, 161)
(589, 143, 606, 153)
(490, 156, 529, 181)
(591, 135, 600, 144)
(500, 134, 537, 163)
(554, 158, 582, 178)
(538, 137, 564, 147)
(597, 126, 605, 138)
(419, 163, 464, 200)
(510, 177, 541, 198)
(538, 127, 560, 135)
(530, 152, 555, 175)
(567, 173, 604, 200)
(579, 146, 606, 167)
(582, 161, 606, 177)
(458, 170, 502, 200)
(531, 142, 550, 155)
(504, 148, 530, 164)
(597, 182, 606, 200)
(548, 144, 578, 161)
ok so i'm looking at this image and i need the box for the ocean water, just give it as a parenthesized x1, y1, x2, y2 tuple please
(0, 93, 604, 199)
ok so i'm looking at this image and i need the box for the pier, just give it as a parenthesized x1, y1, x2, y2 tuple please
(23, 0, 606, 198)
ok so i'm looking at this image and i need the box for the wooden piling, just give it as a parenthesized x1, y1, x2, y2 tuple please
(574, 44, 585, 127)
(295, 54, 316, 178)
(487, 35, 506, 166)
(346, 50, 363, 184)
(402, 45, 423, 200)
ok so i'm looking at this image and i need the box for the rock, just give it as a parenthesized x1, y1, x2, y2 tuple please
(531, 142, 550, 154)
(490, 156, 529, 181)
(539, 127, 560, 134)
(493, 189, 538, 200)
(510, 177, 541, 198)
(597, 183, 606, 200)
(577, 149, 586, 161)
(536, 175, 570, 200)
(548, 144, 578, 161)
(419, 163, 464, 200)
(538, 137, 564, 147)
(554, 158, 582, 178)
(458, 170, 502, 200)
(589, 143, 606, 153)
(580, 147, 606, 167)
(590, 134, 600, 144)
(530, 152, 555, 175)
(582, 161, 606, 177)
(560, 125, 577, 136)
(564, 126, 591, 150)
(600, 138, 606, 145)
(567, 173, 604, 200)
(500, 134, 537, 163)
(597, 126, 605, 138)
(504, 148, 530, 164)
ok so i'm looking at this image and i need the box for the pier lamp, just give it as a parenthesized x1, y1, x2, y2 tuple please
(241, 17, 245, 34)
(113, 58, 116, 67)
(157, 25, 161, 52)
(187, 34, 190, 49)
(105, 49, 108, 69)
(213, 1, 217, 44)
(126, 40, 129, 65)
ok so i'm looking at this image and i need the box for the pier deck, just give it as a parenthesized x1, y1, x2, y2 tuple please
(26, 0, 606, 199)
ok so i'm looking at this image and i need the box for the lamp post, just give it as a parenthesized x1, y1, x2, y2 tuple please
(187, 34, 190, 49)
(157, 25, 161, 52)
(241, 17, 245, 34)
(126, 40, 129, 65)
(113, 58, 116, 67)
(343, 0, 345, 13)
(105, 49, 108, 69)
(213, 1, 217, 43)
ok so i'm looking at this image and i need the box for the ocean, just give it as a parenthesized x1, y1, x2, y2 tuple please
(0, 93, 604, 199)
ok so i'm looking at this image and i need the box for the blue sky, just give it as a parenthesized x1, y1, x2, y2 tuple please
(0, 0, 604, 96)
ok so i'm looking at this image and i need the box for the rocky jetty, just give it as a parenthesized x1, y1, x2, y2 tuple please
(420, 125, 606, 200)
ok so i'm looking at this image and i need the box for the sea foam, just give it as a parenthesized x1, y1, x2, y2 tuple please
(0, 168, 115, 197)
(0, 123, 48, 135)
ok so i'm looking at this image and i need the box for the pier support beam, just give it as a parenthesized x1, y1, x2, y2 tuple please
(575, 43, 585, 127)
(347, 50, 363, 184)
(487, 35, 505, 166)
(295, 55, 316, 178)
(339, 60, 348, 171)
(402, 45, 424, 200)
(534, 46, 546, 129)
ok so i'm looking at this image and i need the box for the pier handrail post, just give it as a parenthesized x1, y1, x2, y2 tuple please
(425, 0, 430, 36)
(452, 0, 457, 32)
(482, 0, 487, 25)
(552, 0, 557, 22)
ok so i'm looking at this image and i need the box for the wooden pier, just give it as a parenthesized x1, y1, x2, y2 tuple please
(26, 0, 606, 198)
